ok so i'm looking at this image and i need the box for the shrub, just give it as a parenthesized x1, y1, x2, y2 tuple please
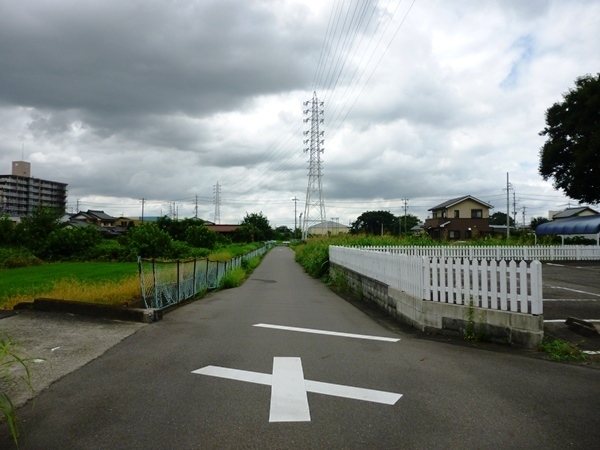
(44, 226, 103, 260)
(186, 225, 218, 249)
(0, 247, 43, 269)
(119, 223, 173, 259)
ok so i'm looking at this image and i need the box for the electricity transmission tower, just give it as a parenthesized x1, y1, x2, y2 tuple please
(213, 182, 221, 224)
(301, 92, 326, 239)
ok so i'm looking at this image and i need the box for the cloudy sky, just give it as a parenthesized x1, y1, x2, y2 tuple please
(1, 0, 599, 229)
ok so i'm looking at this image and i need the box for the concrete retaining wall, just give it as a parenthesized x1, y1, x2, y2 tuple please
(331, 263, 543, 349)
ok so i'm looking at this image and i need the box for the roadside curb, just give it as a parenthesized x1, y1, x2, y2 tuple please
(13, 298, 163, 323)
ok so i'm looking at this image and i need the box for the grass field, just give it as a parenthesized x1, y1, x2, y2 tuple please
(0, 262, 140, 310)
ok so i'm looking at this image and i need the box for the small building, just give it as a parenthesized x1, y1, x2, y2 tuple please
(0, 161, 68, 217)
(66, 210, 131, 237)
(307, 221, 350, 236)
(424, 195, 493, 240)
(550, 207, 599, 220)
(205, 224, 241, 235)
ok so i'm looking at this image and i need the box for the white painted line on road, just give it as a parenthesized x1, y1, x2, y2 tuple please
(192, 357, 403, 422)
(547, 286, 600, 297)
(546, 263, 565, 267)
(193, 366, 272, 385)
(583, 350, 600, 355)
(544, 298, 599, 302)
(305, 380, 402, 405)
(270, 357, 310, 422)
(253, 323, 400, 342)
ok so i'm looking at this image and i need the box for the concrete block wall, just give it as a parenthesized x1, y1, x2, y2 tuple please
(331, 264, 543, 349)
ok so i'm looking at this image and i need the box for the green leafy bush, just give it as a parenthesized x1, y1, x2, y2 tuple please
(119, 223, 173, 259)
(44, 226, 103, 260)
(186, 225, 218, 249)
(0, 248, 43, 269)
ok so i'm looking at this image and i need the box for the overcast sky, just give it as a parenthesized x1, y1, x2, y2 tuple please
(1, 0, 599, 229)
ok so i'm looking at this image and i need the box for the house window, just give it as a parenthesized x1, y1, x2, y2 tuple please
(471, 209, 483, 218)
(448, 230, 460, 239)
(432, 212, 438, 218)
(454, 210, 460, 218)
(442, 211, 447, 218)
(465, 229, 472, 239)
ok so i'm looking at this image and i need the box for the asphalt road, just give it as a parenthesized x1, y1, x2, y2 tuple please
(542, 261, 600, 321)
(2, 248, 600, 449)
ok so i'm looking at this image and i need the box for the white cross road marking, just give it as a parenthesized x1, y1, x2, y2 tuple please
(192, 357, 403, 422)
(253, 323, 400, 342)
(270, 357, 310, 422)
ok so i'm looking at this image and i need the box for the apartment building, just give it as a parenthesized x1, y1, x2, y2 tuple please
(0, 161, 68, 217)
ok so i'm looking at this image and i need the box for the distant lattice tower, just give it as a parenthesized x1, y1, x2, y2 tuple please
(213, 181, 221, 224)
(301, 92, 326, 239)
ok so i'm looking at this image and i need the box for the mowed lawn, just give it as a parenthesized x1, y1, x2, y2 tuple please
(0, 262, 140, 309)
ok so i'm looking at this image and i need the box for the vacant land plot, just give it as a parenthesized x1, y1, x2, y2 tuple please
(0, 262, 139, 309)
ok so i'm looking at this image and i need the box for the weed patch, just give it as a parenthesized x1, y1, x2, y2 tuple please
(539, 338, 587, 362)
(219, 267, 247, 289)
(1, 334, 36, 445)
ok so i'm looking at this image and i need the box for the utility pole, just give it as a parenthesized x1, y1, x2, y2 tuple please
(292, 196, 299, 236)
(513, 191, 517, 230)
(141, 198, 145, 224)
(504, 173, 514, 239)
(213, 182, 221, 224)
(301, 92, 326, 239)
(402, 198, 409, 234)
(195, 194, 199, 219)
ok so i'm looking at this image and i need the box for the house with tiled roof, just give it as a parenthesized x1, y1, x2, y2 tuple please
(423, 195, 493, 240)
(551, 206, 598, 220)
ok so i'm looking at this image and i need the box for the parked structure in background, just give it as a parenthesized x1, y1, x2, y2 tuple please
(0, 161, 67, 218)
(307, 220, 350, 236)
(423, 195, 493, 240)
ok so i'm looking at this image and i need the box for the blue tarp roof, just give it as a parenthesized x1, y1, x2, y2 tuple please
(536, 215, 600, 235)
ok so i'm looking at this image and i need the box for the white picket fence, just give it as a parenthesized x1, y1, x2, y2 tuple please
(329, 246, 543, 315)
(351, 245, 600, 261)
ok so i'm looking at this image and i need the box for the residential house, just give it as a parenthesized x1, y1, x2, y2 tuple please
(424, 195, 493, 240)
(550, 206, 598, 220)
(66, 210, 130, 237)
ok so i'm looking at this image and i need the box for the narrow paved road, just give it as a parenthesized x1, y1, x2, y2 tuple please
(2, 247, 599, 449)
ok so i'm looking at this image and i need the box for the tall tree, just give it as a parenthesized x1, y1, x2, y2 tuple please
(490, 212, 515, 227)
(351, 211, 396, 235)
(397, 214, 421, 234)
(239, 212, 273, 241)
(539, 73, 600, 204)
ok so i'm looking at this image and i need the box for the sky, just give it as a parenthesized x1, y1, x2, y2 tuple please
(1, 0, 599, 230)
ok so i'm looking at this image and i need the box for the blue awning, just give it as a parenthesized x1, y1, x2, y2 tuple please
(536, 215, 600, 235)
